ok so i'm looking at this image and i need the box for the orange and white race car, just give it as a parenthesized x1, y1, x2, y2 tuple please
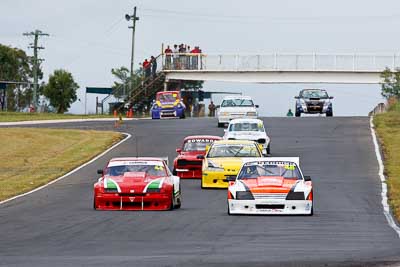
(227, 157, 313, 215)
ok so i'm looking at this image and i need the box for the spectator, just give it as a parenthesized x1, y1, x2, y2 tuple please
(208, 101, 216, 117)
(143, 59, 151, 79)
(151, 56, 157, 78)
(164, 45, 172, 69)
(173, 44, 179, 69)
(286, 108, 293, 117)
(191, 46, 201, 70)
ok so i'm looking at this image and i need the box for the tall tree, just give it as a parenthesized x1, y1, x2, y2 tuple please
(43, 69, 78, 113)
(0, 44, 43, 111)
(381, 67, 400, 100)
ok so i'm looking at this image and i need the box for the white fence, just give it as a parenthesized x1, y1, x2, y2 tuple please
(162, 53, 400, 72)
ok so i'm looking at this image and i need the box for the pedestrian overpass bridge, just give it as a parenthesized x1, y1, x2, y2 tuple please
(161, 53, 398, 84)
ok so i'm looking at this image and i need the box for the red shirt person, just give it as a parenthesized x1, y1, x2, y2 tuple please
(143, 59, 151, 78)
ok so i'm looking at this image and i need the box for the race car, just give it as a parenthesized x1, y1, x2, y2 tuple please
(224, 118, 271, 155)
(200, 140, 264, 189)
(93, 157, 181, 211)
(227, 157, 313, 215)
(151, 91, 186, 119)
(173, 135, 222, 179)
(217, 95, 259, 127)
(295, 89, 333, 117)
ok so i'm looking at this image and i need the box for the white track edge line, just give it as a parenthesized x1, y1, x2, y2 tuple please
(0, 132, 132, 205)
(370, 116, 400, 238)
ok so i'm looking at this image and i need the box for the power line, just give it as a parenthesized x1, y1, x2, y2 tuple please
(23, 29, 49, 110)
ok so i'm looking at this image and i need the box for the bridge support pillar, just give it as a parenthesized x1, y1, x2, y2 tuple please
(163, 79, 168, 91)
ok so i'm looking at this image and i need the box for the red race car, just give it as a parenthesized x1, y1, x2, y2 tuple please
(173, 135, 222, 179)
(94, 157, 181, 211)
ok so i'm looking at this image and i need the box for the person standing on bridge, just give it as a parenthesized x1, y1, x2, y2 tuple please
(143, 59, 151, 79)
(164, 45, 172, 69)
(151, 56, 157, 79)
(173, 44, 179, 69)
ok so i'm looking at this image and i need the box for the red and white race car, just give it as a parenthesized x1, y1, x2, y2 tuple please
(227, 157, 313, 215)
(93, 157, 181, 211)
(173, 135, 222, 179)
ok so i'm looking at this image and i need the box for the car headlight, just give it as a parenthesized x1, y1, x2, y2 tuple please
(205, 160, 224, 172)
(236, 191, 255, 200)
(323, 101, 330, 107)
(246, 111, 257, 116)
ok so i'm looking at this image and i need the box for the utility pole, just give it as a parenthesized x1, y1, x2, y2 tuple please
(23, 30, 49, 111)
(125, 7, 139, 95)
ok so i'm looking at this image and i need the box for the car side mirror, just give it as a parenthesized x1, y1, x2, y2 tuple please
(329, 96, 334, 99)
(97, 169, 104, 175)
(304, 175, 311, 181)
(176, 148, 181, 154)
(255, 105, 259, 108)
(196, 155, 205, 159)
(294, 96, 300, 99)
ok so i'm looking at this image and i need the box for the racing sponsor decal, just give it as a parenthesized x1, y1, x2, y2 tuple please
(108, 161, 164, 167)
(186, 139, 215, 143)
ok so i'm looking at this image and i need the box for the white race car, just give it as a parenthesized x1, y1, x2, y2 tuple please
(227, 157, 313, 215)
(224, 118, 271, 155)
(217, 96, 258, 127)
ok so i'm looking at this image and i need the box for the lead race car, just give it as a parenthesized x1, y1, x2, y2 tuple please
(151, 91, 186, 119)
(227, 157, 313, 215)
(173, 135, 222, 179)
(93, 157, 181, 210)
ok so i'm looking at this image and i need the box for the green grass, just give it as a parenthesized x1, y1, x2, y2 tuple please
(374, 101, 400, 221)
(0, 112, 117, 122)
(0, 128, 123, 201)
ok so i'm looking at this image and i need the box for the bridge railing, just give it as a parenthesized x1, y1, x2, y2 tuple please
(162, 53, 400, 72)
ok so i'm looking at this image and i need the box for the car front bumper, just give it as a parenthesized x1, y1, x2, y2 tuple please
(218, 114, 258, 124)
(202, 171, 237, 188)
(228, 199, 313, 215)
(94, 192, 171, 210)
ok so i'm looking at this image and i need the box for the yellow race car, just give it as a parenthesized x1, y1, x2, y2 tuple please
(200, 140, 264, 189)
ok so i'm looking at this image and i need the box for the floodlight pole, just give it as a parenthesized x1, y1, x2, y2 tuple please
(127, 6, 139, 95)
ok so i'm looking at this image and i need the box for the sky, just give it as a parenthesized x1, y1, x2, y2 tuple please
(1, 0, 398, 116)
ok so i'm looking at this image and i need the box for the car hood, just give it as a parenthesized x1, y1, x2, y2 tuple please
(207, 157, 251, 171)
(103, 172, 166, 193)
(239, 177, 300, 193)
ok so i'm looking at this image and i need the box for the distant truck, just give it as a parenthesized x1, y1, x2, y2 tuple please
(151, 91, 186, 119)
(295, 89, 333, 117)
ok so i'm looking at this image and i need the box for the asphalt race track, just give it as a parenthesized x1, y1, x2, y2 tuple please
(1, 117, 400, 267)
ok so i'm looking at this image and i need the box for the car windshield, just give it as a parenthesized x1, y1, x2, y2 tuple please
(229, 122, 263, 132)
(301, 90, 328, 99)
(238, 162, 302, 180)
(158, 93, 177, 102)
(183, 138, 215, 151)
(105, 164, 167, 177)
(207, 144, 260, 158)
(221, 99, 254, 107)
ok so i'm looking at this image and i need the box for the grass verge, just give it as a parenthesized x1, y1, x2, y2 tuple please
(374, 102, 400, 221)
(0, 112, 115, 122)
(0, 128, 123, 201)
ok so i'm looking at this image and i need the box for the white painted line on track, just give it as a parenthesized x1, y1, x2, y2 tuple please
(370, 116, 400, 238)
(0, 132, 132, 205)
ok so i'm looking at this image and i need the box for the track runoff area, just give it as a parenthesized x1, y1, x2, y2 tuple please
(1, 117, 400, 267)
